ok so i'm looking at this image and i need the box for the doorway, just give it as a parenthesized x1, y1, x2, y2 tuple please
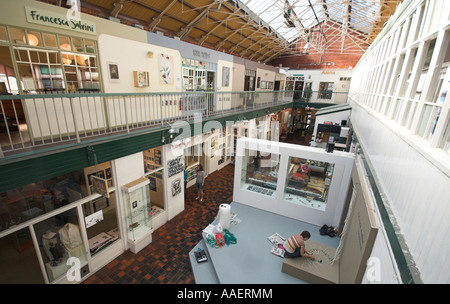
(294, 81, 304, 100)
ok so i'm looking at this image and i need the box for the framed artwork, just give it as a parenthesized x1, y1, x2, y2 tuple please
(133, 71, 149, 87)
(107, 61, 119, 82)
(159, 53, 174, 84)
(172, 178, 181, 197)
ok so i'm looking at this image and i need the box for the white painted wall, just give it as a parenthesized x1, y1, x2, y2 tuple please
(350, 101, 450, 283)
(98, 34, 182, 94)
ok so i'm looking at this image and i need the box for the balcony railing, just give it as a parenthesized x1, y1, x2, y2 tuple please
(0, 90, 348, 158)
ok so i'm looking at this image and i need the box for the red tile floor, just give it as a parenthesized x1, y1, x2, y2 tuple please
(82, 164, 236, 284)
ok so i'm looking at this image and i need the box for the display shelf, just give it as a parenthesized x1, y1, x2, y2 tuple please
(149, 205, 167, 231)
(121, 178, 152, 246)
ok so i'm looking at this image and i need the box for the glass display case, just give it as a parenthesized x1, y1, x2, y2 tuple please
(121, 177, 152, 243)
(240, 148, 280, 197)
(283, 157, 334, 211)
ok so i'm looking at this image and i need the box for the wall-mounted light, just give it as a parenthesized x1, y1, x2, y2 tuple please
(168, 128, 178, 140)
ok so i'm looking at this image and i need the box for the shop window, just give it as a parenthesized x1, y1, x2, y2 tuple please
(286, 80, 294, 90)
(16, 50, 65, 93)
(58, 35, 71, 49)
(8, 27, 26, 45)
(43, 32, 58, 48)
(72, 37, 84, 52)
(241, 148, 280, 197)
(415, 39, 437, 100)
(1, 28, 101, 93)
(183, 67, 194, 91)
(146, 170, 165, 221)
(82, 193, 120, 257)
(33, 209, 87, 283)
(195, 69, 207, 91)
(84, 39, 96, 53)
(143, 147, 165, 224)
(25, 31, 43, 47)
(283, 157, 334, 211)
(0, 45, 18, 94)
(0, 163, 114, 234)
(318, 82, 334, 99)
(0, 26, 8, 42)
(0, 228, 44, 283)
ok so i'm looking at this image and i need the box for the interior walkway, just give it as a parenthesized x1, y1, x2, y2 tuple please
(83, 164, 236, 284)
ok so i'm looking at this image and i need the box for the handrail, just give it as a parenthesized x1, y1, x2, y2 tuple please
(0, 90, 348, 100)
(0, 90, 348, 159)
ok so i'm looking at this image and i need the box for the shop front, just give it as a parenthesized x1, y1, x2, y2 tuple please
(0, 160, 121, 283)
(0, 140, 192, 283)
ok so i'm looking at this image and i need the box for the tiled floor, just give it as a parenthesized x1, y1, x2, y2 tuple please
(82, 164, 236, 284)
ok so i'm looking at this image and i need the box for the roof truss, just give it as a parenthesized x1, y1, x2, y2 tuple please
(49, 0, 403, 63)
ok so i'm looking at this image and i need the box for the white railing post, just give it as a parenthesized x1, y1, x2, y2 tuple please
(123, 96, 130, 134)
(69, 96, 81, 143)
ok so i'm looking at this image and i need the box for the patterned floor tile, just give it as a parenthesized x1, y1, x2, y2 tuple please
(83, 164, 236, 284)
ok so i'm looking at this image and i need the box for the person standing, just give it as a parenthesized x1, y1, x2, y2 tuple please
(184, 165, 188, 200)
(195, 164, 205, 202)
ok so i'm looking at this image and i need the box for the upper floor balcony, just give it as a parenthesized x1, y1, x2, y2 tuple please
(0, 90, 348, 161)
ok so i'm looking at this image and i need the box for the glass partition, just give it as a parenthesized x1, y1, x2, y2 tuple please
(0, 227, 44, 284)
(33, 208, 87, 283)
(0, 162, 114, 234)
(241, 148, 280, 197)
(284, 157, 334, 210)
(82, 193, 119, 257)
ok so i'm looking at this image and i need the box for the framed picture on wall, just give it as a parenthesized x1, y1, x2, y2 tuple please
(133, 71, 149, 87)
(159, 53, 174, 85)
(107, 61, 120, 82)
(172, 178, 181, 197)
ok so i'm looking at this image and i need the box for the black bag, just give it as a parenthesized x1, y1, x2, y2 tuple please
(194, 249, 208, 263)
(319, 225, 329, 235)
(327, 227, 336, 237)
(319, 225, 337, 237)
